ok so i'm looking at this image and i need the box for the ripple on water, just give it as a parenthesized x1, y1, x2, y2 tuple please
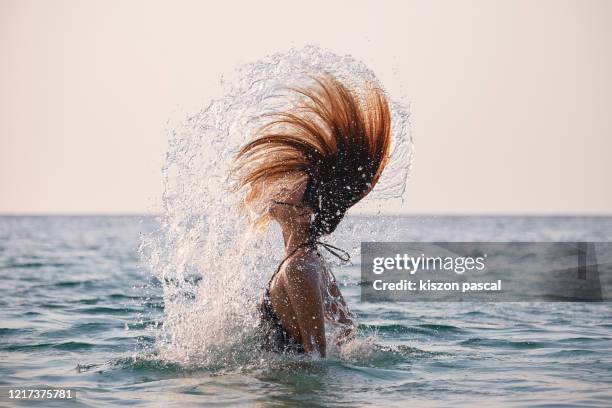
(2, 341, 96, 352)
(73, 306, 138, 315)
(358, 323, 466, 337)
(458, 337, 554, 349)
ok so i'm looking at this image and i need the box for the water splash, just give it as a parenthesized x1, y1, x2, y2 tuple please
(140, 45, 413, 367)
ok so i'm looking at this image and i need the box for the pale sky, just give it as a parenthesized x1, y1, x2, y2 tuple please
(1, 0, 611, 215)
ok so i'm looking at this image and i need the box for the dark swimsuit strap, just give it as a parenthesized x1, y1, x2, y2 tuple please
(266, 240, 351, 289)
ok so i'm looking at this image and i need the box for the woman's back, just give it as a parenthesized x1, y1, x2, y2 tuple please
(262, 247, 326, 355)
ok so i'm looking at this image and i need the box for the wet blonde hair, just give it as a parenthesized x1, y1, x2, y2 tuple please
(233, 74, 392, 237)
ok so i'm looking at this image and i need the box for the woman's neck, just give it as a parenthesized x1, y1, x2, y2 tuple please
(281, 222, 313, 256)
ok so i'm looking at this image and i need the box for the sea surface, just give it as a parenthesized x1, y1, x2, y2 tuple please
(1, 215, 611, 407)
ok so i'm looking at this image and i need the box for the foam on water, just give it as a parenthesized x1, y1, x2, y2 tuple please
(140, 46, 413, 367)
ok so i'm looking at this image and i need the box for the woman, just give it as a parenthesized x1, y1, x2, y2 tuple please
(233, 75, 392, 356)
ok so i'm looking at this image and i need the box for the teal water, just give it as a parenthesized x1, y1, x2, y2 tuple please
(1, 216, 611, 407)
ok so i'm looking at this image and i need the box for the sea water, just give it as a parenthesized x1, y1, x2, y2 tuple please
(1, 215, 611, 407)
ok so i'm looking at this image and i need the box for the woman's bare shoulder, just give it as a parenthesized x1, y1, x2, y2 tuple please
(281, 249, 323, 283)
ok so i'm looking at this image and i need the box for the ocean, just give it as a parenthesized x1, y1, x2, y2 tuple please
(1, 215, 611, 407)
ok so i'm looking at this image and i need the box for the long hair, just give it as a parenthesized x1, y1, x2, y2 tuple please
(233, 74, 392, 238)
